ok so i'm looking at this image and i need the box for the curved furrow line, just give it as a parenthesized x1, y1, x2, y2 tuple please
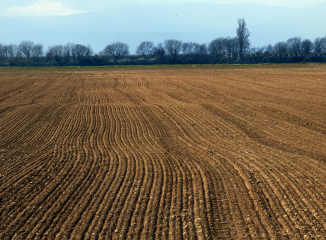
(109, 105, 165, 239)
(249, 160, 319, 238)
(122, 106, 176, 239)
(160, 107, 271, 238)
(2, 66, 326, 239)
(146, 77, 326, 238)
(274, 171, 326, 235)
(63, 105, 126, 238)
(0, 77, 37, 103)
(30, 113, 92, 238)
(64, 105, 117, 239)
(0, 106, 50, 146)
(240, 158, 305, 237)
(0, 105, 72, 190)
(50, 105, 111, 238)
(72, 104, 140, 238)
(94, 104, 145, 238)
(135, 153, 168, 240)
(209, 138, 320, 237)
(105, 105, 161, 239)
(17, 105, 93, 238)
(219, 156, 284, 239)
(220, 147, 325, 238)
(249, 156, 326, 235)
(48, 105, 104, 239)
(0, 106, 73, 197)
(142, 103, 236, 239)
(149, 104, 279, 238)
(157, 105, 230, 153)
(229, 103, 326, 153)
(145, 105, 229, 236)
(113, 104, 178, 239)
(207, 156, 254, 239)
(201, 103, 326, 166)
(193, 159, 235, 239)
(76, 105, 148, 239)
(0, 104, 65, 150)
(0, 106, 67, 184)
(0, 105, 87, 239)
(181, 158, 211, 240)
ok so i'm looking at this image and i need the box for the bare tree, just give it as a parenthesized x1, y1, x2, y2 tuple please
(0, 44, 7, 60)
(32, 44, 43, 62)
(19, 41, 34, 62)
(236, 18, 251, 53)
(103, 42, 129, 63)
(164, 39, 182, 64)
(182, 42, 195, 56)
(194, 43, 208, 63)
(265, 44, 274, 54)
(136, 41, 154, 58)
(152, 43, 165, 63)
(287, 37, 301, 53)
(71, 44, 93, 64)
(183, 42, 206, 63)
(301, 39, 313, 54)
(225, 37, 238, 55)
(198, 44, 208, 55)
(313, 37, 326, 53)
(6, 44, 19, 59)
(62, 43, 74, 63)
(274, 42, 288, 53)
(314, 38, 323, 53)
(209, 38, 227, 59)
(46, 45, 64, 63)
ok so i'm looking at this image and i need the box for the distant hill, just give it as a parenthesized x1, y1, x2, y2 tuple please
(1, 2, 325, 52)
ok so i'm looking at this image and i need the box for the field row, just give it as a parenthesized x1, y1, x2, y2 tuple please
(1, 65, 326, 239)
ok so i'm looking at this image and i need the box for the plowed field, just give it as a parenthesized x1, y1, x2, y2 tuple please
(1, 65, 326, 239)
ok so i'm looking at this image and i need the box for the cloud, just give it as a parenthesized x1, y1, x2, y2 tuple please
(0, 1, 83, 16)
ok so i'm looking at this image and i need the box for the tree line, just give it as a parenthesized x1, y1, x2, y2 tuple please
(1, 19, 326, 67)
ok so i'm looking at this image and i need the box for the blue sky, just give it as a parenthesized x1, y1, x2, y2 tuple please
(0, 0, 325, 16)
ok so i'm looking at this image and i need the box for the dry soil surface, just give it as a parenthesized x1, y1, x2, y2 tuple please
(1, 64, 326, 239)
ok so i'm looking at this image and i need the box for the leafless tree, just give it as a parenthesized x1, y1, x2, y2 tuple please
(225, 37, 238, 55)
(182, 42, 195, 56)
(236, 18, 251, 53)
(265, 44, 274, 54)
(19, 41, 35, 62)
(46, 45, 64, 63)
(61, 44, 72, 63)
(250, 46, 266, 54)
(322, 37, 326, 53)
(301, 39, 313, 54)
(32, 44, 44, 62)
(287, 37, 301, 53)
(103, 42, 129, 63)
(198, 44, 208, 55)
(152, 43, 165, 63)
(209, 38, 227, 59)
(274, 42, 287, 53)
(136, 41, 154, 58)
(6, 44, 19, 59)
(72, 44, 93, 62)
(183, 42, 207, 63)
(0, 44, 7, 60)
(314, 38, 323, 53)
(164, 39, 182, 64)
(313, 37, 326, 53)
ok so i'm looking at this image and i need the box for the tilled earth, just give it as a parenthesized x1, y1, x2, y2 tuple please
(1, 64, 326, 239)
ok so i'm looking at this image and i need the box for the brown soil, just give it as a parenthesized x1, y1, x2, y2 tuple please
(1, 64, 326, 239)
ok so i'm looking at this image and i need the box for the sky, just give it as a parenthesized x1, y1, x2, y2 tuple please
(0, 0, 325, 16)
